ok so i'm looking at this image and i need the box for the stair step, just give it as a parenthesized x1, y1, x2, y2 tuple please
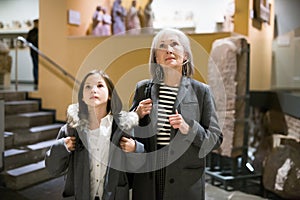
(5, 100, 40, 115)
(12, 123, 63, 146)
(1, 91, 62, 191)
(27, 139, 56, 151)
(5, 111, 54, 130)
(3, 160, 55, 190)
(4, 131, 13, 149)
(0, 91, 27, 102)
(5, 148, 27, 157)
(30, 123, 63, 133)
(4, 139, 56, 170)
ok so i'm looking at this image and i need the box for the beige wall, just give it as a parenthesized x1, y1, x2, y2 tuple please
(248, 0, 274, 90)
(234, 0, 250, 36)
(31, 0, 231, 121)
(32, 0, 275, 121)
(234, 0, 275, 90)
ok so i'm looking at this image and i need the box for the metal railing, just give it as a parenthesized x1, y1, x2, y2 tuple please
(0, 99, 4, 172)
(15, 36, 79, 90)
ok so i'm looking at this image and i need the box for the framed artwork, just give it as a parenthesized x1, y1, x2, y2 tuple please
(254, 0, 270, 23)
(68, 9, 81, 26)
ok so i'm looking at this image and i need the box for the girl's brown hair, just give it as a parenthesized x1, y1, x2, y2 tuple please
(77, 70, 122, 121)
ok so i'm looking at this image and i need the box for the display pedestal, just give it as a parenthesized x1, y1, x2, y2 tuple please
(206, 153, 262, 191)
(0, 73, 11, 88)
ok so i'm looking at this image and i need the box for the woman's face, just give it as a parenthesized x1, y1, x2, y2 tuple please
(82, 74, 109, 109)
(155, 34, 186, 73)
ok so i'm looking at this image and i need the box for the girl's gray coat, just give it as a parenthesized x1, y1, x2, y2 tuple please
(45, 104, 142, 200)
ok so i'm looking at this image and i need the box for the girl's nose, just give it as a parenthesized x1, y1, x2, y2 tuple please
(91, 85, 97, 92)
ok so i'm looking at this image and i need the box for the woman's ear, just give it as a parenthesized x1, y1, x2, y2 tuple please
(184, 54, 188, 61)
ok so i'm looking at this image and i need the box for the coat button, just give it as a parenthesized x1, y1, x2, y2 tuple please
(169, 178, 175, 184)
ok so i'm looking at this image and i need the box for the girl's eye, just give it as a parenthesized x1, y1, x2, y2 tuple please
(97, 84, 103, 88)
(85, 85, 91, 89)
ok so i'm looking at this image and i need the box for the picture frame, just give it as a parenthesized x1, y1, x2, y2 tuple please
(254, 0, 270, 23)
(68, 9, 81, 26)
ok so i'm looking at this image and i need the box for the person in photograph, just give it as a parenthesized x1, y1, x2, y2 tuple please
(130, 28, 223, 200)
(112, 0, 127, 35)
(92, 5, 103, 36)
(143, 0, 154, 33)
(26, 19, 39, 86)
(45, 70, 144, 200)
(99, 7, 112, 36)
(126, 0, 141, 35)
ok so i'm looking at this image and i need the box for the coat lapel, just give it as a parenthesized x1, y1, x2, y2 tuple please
(174, 77, 190, 110)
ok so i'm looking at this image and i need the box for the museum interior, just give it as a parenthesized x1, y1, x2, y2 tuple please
(0, 0, 299, 199)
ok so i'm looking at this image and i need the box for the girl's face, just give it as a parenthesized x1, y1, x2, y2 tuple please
(82, 74, 109, 109)
(155, 34, 186, 73)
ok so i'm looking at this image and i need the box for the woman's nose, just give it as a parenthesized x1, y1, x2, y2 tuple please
(166, 45, 174, 54)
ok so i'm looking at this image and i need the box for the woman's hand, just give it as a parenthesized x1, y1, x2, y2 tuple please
(135, 98, 152, 119)
(120, 137, 136, 152)
(64, 136, 76, 151)
(169, 110, 190, 134)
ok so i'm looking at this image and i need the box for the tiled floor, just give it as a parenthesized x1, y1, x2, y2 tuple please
(0, 175, 280, 200)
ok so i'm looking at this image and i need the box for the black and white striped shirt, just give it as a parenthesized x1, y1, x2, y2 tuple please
(157, 83, 179, 147)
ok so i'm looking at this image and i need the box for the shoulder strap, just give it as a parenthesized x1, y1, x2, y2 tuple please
(66, 125, 84, 151)
(144, 79, 153, 99)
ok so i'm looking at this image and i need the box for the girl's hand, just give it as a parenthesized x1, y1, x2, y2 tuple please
(169, 110, 190, 134)
(64, 136, 76, 151)
(120, 137, 136, 152)
(136, 98, 152, 119)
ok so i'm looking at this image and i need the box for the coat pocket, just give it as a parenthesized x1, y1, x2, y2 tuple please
(115, 184, 129, 200)
(181, 102, 200, 122)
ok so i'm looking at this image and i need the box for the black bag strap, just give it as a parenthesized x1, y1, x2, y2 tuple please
(144, 80, 153, 99)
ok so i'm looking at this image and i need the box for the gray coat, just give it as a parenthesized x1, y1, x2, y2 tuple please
(130, 77, 223, 200)
(45, 104, 143, 200)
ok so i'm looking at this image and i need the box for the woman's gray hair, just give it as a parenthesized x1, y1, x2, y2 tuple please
(149, 28, 194, 81)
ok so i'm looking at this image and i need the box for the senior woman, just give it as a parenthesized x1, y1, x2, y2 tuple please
(130, 28, 223, 200)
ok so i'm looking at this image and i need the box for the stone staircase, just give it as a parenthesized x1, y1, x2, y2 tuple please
(0, 91, 64, 190)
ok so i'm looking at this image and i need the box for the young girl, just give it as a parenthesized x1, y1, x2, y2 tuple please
(45, 70, 143, 200)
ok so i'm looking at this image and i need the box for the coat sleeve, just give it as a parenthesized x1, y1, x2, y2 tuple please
(130, 80, 151, 126)
(183, 84, 223, 159)
(45, 124, 72, 176)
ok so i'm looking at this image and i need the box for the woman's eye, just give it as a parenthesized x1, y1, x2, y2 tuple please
(159, 44, 166, 49)
(97, 84, 103, 88)
(85, 85, 91, 89)
(170, 42, 179, 47)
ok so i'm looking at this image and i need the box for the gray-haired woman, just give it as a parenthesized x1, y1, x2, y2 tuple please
(130, 28, 223, 200)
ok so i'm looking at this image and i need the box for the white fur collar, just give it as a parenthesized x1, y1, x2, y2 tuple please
(66, 103, 139, 131)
